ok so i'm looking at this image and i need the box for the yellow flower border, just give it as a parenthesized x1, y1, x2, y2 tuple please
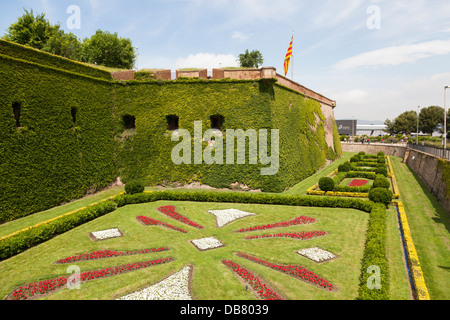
(0, 193, 125, 242)
(395, 200, 430, 300)
(386, 156, 400, 199)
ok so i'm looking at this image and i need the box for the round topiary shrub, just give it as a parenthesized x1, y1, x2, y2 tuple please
(377, 157, 386, 164)
(350, 155, 361, 163)
(319, 177, 335, 192)
(377, 151, 385, 157)
(358, 151, 366, 156)
(373, 177, 390, 189)
(369, 188, 393, 207)
(125, 181, 145, 195)
(338, 162, 352, 172)
(375, 166, 388, 176)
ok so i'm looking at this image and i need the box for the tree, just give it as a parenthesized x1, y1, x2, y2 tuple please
(81, 30, 135, 69)
(419, 106, 444, 135)
(4, 9, 60, 50)
(42, 30, 82, 60)
(238, 49, 264, 68)
(383, 119, 395, 135)
(393, 110, 417, 134)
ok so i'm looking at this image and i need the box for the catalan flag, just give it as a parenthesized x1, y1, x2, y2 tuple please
(284, 35, 293, 76)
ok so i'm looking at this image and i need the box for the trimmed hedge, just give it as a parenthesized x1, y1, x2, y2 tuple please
(319, 177, 335, 192)
(369, 188, 393, 207)
(0, 201, 117, 261)
(357, 203, 389, 300)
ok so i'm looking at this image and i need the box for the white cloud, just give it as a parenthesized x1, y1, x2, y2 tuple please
(333, 40, 450, 70)
(231, 31, 249, 42)
(175, 53, 239, 69)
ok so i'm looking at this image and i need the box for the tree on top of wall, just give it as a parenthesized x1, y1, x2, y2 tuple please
(238, 49, 264, 68)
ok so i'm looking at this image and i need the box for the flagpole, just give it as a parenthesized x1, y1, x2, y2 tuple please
(291, 30, 294, 81)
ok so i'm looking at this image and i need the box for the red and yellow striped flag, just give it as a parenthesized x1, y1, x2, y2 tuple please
(284, 36, 293, 76)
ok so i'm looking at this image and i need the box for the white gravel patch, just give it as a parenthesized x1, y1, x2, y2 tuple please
(297, 247, 336, 262)
(208, 209, 255, 227)
(118, 266, 192, 300)
(90, 228, 122, 241)
(191, 237, 224, 251)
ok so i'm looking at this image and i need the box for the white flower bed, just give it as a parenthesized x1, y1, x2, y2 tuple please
(191, 237, 224, 251)
(90, 228, 122, 241)
(118, 266, 192, 300)
(208, 209, 255, 227)
(297, 247, 336, 263)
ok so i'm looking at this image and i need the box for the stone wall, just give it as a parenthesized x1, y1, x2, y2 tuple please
(404, 149, 450, 212)
(342, 143, 407, 158)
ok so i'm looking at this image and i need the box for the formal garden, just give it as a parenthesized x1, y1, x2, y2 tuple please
(0, 151, 447, 301)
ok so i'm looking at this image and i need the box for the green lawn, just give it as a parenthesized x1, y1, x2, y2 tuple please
(390, 156, 450, 300)
(2, 152, 446, 300)
(0, 202, 369, 300)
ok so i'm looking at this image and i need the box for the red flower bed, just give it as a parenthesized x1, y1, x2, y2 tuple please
(236, 253, 334, 291)
(137, 215, 188, 233)
(235, 216, 316, 233)
(157, 206, 204, 229)
(55, 247, 170, 264)
(222, 259, 282, 300)
(9, 258, 174, 300)
(245, 231, 327, 240)
(349, 179, 368, 187)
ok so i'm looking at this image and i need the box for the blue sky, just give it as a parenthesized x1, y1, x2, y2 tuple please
(1, 0, 450, 122)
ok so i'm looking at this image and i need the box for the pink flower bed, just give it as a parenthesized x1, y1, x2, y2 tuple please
(237, 253, 335, 291)
(349, 179, 368, 187)
(137, 215, 188, 233)
(235, 216, 316, 233)
(245, 231, 327, 240)
(55, 248, 170, 264)
(157, 206, 204, 229)
(9, 258, 174, 300)
(222, 259, 282, 300)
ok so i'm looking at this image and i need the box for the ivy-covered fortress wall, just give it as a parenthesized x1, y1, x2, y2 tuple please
(0, 40, 342, 223)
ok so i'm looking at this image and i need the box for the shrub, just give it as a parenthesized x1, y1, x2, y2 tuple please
(377, 151, 385, 157)
(358, 151, 366, 156)
(377, 157, 386, 164)
(125, 181, 145, 194)
(375, 166, 388, 176)
(350, 155, 361, 163)
(373, 177, 390, 189)
(338, 162, 352, 172)
(369, 188, 393, 207)
(318, 177, 335, 192)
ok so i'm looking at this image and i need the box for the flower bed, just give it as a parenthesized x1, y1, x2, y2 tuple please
(118, 266, 192, 300)
(236, 252, 335, 291)
(235, 216, 316, 233)
(190, 237, 224, 251)
(245, 231, 327, 240)
(137, 216, 188, 233)
(157, 206, 204, 229)
(55, 248, 170, 264)
(8, 258, 174, 300)
(89, 228, 123, 241)
(222, 259, 282, 300)
(207, 209, 255, 228)
(349, 179, 368, 187)
(297, 247, 336, 263)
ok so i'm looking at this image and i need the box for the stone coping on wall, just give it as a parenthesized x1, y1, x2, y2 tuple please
(111, 66, 336, 108)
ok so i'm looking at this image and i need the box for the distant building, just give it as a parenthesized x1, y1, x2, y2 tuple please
(356, 124, 387, 137)
(336, 120, 357, 136)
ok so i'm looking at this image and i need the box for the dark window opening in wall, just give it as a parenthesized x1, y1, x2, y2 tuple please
(122, 114, 136, 130)
(12, 102, 21, 128)
(166, 115, 179, 131)
(210, 115, 224, 131)
(71, 107, 77, 124)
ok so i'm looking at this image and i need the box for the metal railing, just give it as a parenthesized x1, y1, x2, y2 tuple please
(407, 143, 450, 160)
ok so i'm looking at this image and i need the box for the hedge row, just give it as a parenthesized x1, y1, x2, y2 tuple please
(0, 201, 117, 261)
(357, 203, 390, 300)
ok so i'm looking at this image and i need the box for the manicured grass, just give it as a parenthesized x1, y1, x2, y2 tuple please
(0, 201, 369, 300)
(390, 156, 450, 300)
